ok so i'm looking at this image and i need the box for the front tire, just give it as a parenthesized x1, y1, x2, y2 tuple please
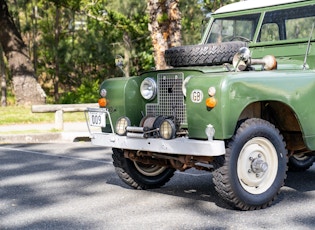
(112, 148, 175, 189)
(213, 118, 288, 210)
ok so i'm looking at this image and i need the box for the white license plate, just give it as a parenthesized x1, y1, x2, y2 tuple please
(88, 111, 106, 127)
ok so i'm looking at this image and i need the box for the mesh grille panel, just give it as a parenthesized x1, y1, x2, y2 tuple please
(146, 73, 187, 124)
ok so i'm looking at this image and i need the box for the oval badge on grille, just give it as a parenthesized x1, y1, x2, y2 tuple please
(191, 90, 203, 103)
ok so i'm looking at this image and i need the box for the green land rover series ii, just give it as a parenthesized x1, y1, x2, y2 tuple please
(86, 0, 315, 210)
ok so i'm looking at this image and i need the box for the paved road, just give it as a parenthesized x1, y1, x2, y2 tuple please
(1, 143, 315, 230)
(0, 122, 94, 143)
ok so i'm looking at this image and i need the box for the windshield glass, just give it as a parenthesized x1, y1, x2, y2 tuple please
(207, 13, 260, 43)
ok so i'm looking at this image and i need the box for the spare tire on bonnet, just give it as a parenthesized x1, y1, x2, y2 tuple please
(165, 41, 247, 67)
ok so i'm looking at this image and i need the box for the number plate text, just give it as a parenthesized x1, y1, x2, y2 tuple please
(88, 112, 106, 127)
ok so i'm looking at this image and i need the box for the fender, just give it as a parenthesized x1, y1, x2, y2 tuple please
(185, 69, 315, 150)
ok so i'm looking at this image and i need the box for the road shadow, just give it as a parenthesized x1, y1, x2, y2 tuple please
(107, 164, 315, 211)
(0, 143, 114, 229)
(286, 167, 315, 192)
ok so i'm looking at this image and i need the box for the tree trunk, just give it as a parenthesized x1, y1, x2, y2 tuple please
(147, 0, 181, 70)
(0, 48, 7, 106)
(0, 0, 46, 105)
(54, 5, 61, 102)
(123, 32, 131, 77)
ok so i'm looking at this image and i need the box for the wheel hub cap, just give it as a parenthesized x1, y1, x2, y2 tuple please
(251, 157, 268, 175)
(237, 137, 278, 194)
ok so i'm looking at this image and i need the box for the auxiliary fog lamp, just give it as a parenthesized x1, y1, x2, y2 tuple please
(115, 117, 131, 136)
(159, 119, 176, 140)
(141, 115, 177, 140)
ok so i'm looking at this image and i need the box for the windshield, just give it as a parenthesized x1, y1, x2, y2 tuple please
(207, 13, 260, 43)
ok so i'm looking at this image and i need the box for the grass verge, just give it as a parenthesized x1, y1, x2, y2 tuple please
(0, 106, 86, 125)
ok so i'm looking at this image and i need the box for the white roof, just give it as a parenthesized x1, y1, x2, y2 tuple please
(214, 0, 306, 14)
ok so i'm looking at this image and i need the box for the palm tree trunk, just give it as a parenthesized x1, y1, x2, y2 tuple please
(147, 0, 181, 70)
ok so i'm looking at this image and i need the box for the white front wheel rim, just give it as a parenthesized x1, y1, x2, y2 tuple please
(237, 137, 278, 194)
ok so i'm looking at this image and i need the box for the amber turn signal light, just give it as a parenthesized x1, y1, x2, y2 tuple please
(98, 98, 107, 107)
(206, 97, 217, 108)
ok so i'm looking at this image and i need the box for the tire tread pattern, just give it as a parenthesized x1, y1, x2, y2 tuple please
(112, 148, 175, 190)
(213, 118, 288, 210)
(288, 155, 315, 172)
(165, 41, 247, 67)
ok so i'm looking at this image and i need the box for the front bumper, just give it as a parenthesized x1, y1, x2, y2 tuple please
(86, 108, 225, 157)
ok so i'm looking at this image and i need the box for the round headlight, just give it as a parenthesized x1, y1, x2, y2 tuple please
(159, 119, 176, 140)
(140, 78, 157, 100)
(115, 117, 130, 136)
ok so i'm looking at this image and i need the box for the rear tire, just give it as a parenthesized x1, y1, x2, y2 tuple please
(112, 148, 175, 189)
(288, 154, 315, 172)
(213, 118, 288, 210)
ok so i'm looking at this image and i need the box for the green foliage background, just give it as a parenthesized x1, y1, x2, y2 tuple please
(5, 0, 235, 104)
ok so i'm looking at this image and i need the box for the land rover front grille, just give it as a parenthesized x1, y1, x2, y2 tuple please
(146, 73, 187, 125)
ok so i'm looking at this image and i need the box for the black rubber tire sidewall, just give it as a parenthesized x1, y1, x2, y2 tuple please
(165, 41, 247, 67)
(288, 155, 315, 172)
(229, 119, 287, 207)
(112, 148, 175, 189)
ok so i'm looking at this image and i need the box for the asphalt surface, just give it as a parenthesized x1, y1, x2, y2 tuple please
(1, 143, 315, 229)
(1, 123, 315, 229)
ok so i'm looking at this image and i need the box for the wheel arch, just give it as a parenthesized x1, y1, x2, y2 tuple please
(235, 100, 306, 153)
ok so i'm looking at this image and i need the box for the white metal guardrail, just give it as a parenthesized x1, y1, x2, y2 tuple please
(31, 103, 99, 130)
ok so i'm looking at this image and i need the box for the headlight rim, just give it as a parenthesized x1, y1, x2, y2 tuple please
(140, 77, 157, 101)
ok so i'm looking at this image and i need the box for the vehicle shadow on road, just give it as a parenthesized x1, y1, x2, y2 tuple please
(285, 167, 315, 192)
(107, 168, 233, 210)
(107, 165, 315, 211)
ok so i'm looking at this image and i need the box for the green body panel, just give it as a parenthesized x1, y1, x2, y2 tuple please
(101, 66, 315, 150)
(102, 69, 207, 129)
(221, 71, 315, 138)
(187, 71, 315, 139)
(184, 69, 315, 150)
(101, 77, 144, 128)
(185, 75, 223, 139)
(250, 42, 315, 69)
